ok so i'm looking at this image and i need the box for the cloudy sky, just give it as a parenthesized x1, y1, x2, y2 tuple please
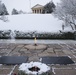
(2, 0, 60, 14)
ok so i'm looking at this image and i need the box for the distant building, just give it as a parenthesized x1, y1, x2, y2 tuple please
(31, 4, 44, 14)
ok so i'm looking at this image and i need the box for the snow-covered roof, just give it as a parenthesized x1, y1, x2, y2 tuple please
(0, 14, 63, 32)
(31, 4, 44, 9)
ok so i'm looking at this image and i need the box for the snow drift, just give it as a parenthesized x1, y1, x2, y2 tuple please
(0, 14, 63, 32)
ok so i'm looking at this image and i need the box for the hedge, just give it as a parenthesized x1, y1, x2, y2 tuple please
(0, 30, 75, 40)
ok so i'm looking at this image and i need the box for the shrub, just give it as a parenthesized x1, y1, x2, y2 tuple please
(18, 70, 52, 75)
(18, 71, 28, 75)
(14, 31, 75, 40)
(0, 30, 11, 39)
(0, 30, 75, 40)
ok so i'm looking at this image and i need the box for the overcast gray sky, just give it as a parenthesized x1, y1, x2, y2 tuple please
(2, 0, 60, 14)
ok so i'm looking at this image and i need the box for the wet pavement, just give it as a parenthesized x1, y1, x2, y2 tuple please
(0, 40, 76, 75)
(0, 39, 76, 44)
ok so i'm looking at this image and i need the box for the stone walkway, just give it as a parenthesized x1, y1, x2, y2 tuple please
(0, 42, 76, 75)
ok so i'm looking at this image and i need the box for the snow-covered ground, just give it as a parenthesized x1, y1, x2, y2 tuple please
(0, 14, 64, 32)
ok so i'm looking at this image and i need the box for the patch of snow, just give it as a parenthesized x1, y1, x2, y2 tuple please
(0, 14, 63, 32)
(0, 64, 2, 66)
(19, 62, 50, 74)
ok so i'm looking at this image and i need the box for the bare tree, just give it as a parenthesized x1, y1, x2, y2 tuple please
(54, 0, 76, 30)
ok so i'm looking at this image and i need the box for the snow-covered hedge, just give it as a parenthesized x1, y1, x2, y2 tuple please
(0, 30, 11, 39)
(0, 30, 75, 39)
(14, 30, 75, 39)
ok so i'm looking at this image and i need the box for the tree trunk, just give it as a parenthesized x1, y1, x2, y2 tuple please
(70, 24, 74, 30)
(74, 25, 76, 30)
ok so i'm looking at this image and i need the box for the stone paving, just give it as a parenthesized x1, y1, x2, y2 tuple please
(0, 43, 76, 75)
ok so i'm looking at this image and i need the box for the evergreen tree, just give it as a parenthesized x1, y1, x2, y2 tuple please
(42, 1, 55, 13)
(12, 8, 19, 15)
(1, 3, 9, 15)
(0, 1, 9, 15)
